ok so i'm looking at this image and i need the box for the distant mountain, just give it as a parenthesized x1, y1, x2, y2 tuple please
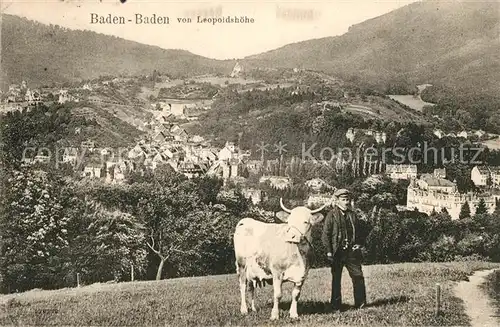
(1, 14, 233, 90)
(243, 0, 500, 93)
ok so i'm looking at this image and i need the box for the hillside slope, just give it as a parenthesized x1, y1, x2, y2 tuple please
(243, 0, 500, 92)
(1, 14, 233, 89)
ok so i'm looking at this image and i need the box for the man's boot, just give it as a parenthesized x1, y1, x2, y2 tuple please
(353, 276, 366, 308)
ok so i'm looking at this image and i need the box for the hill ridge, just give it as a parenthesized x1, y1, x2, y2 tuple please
(1, 14, 233, 90)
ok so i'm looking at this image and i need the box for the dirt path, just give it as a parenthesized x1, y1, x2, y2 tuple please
(454, 269, 499, 327)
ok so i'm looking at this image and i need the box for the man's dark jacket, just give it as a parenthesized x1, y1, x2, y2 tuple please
(321, 205, 367, 256)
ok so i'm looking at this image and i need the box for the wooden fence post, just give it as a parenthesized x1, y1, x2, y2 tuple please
(435, 283, 441, 316)
(131, 265, 135, 282)
(77, 273, 81, 288)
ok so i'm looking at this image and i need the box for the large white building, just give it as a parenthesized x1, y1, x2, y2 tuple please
(385, 164, 418, 180)
(407, 172, 499, 219)
(471, 165, 500, 187)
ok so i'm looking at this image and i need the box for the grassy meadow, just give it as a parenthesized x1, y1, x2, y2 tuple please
(1, 261, 499, 326)
(388, 95, 435, 112)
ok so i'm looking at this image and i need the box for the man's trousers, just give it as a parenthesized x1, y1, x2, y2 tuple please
(330, 249, 366, 309)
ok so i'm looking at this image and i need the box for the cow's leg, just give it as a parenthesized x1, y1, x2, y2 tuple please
(249, 280, 257, 312)
(238, 264, 248, 314)
(289, 281, 302, 319)
(270, 276, 282, 320)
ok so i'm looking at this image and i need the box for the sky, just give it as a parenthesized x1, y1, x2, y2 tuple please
(2, 0, 420, 59)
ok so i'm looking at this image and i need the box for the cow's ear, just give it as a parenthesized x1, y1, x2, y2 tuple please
(311, 213, 324, 225)
(275, 211, 289, 223)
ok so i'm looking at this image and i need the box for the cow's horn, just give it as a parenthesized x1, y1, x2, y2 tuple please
(280, 198, 292, 213)
(311, 202, 328, 214)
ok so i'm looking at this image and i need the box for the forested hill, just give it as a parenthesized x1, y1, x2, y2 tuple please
(243, 0, 500, 93)
(1, 14, 233, 89)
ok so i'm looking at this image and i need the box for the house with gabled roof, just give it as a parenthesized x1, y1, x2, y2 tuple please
(171, 127, 188, 141)
(178, 160, 206, 178)
(128, 144, 147, 159)
(153, 131, 174, 144)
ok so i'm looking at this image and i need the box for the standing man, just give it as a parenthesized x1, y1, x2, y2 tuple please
(322, 189, 366, 312)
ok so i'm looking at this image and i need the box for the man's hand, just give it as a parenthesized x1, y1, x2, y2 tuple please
(352, 244, 361, 251)
(327, 252, 334, 264)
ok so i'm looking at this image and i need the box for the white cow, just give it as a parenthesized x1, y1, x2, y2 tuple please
(233, 198, 327, 320)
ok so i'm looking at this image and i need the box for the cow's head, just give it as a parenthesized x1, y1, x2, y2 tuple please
(276, 198, 327, 243)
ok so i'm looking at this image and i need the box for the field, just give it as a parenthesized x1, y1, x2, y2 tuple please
(341, 96, 430, 124)
(1, 261, 499, 326)
(388, 95, 435, 112)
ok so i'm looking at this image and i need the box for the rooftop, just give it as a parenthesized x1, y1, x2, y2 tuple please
(420, 174, 455, 187)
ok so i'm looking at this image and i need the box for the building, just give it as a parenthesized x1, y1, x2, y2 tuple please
(25, 89, 41, 104)
(433, 129, 444, 139)
(415, 173, 455, 193)
(246, 160, 264, 174)
(471, 166, 500, 187)
(433, 168, 446, 179)
(128, 144, 147, 160)
(62, 147, 79, 165)
(242, 188, 263, 205)
(81, 140, 96, 152)
(345, 128, 356, 143)
(374, 132, 387, 144)
(82, 83, 93, 91)
(58, 89, 74, 104)
(259, 175, 292, 190)
(475, 130, 486, 138)
(346, 128, 386, 144)
(305, 178, 331, 192)
(178, 161, 206, 178)
(218, 141, 237, 161)
(307, 193, 333, 207)
(33, 153, 50, 164)
(153, 131, 173, 144)
(105, 159, 131, 184)
(230, 61, 243, 78)
(407, 175, 499, 219)
(82, 163, 104, 178)
(190, 135, 205, 143)
(385, 164, 418, 180)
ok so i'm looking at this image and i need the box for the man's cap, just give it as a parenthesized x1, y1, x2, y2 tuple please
(334, 188, 351, 198)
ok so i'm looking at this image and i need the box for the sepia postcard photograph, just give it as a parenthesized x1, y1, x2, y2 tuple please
(0, 0, 500, 325)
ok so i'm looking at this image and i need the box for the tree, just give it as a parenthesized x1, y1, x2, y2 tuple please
(495, 198, 500, 215)
(0, 168, 71, 292)
(459, 201, 471, 219)
(475, 198, 488, 216)
(138, 181, 234, 280)
(194, 175, 223, 205)
(84, 206, 147, 282)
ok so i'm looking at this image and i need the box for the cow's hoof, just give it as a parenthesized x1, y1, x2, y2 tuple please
(240, 306, 248, 315)
(290, 313, 298, 319)
(251, 306, 257, 312)
(270, 311, 279, 320)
